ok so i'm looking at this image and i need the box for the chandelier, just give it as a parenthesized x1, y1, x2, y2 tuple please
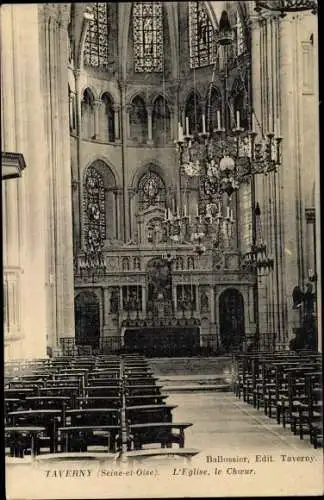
(176, 11, 282, 201)
(255, 1, 317, 16)
(243, 203, 274, 276)
(163, 198, 235, 254)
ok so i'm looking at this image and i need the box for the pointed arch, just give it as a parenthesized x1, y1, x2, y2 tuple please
(188, 1, 216, 69)
(100, 92, 115, 142)
(84, 160, 118, 245)
(81, 87, 96, 139)
(129, 94, 148, 143)
(152, 95, 171, 145)
(185, 90, 202, 135)
(137, 168, 167, 212)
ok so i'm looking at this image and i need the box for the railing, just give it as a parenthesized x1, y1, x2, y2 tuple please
(59, 334, 277, 357)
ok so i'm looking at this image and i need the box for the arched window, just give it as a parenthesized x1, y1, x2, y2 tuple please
(185, 92, 202, 135)
(138, 170, 166, 211)
(100, 93, 115, 142)
(84, 3, 109, 68)
(81, 89, 96, 139)
(84, 161, 117, 246)
(189, 1, 215, 69)
(231, 79, 249, 131)
(130, 95, 148, 143)
(152, 96, 170, 145)
(234, 11, 247, 57)
(132, 2, 163, 73)
(206, 86, 222, 133)
(84, 166, 106, 253)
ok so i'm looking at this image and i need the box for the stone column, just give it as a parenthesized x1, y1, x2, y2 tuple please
(104, 288, 111, 327)
(141, 286, 146, 316)
(113, 104, 120, 140)
(125, 104, 132, 139)
(42, 5, 75, 345)
(278, 15, 300, 344)
(2, 5, 51, 359)
(147, 105, 153, 144)
(93, 100, 101, 140)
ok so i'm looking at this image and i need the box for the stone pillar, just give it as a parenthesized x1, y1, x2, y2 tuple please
(278, 15, 300, 344)
(147, 105, 153, 144)
(125, 104, 131, 139)
(93, 100, 101, 140)
(41, 5, 75, 345)
(104, 288, 111, 327)
(142, 286, 146, 316)
(2, 5, 52, 359)
(113, 104, 120, 140)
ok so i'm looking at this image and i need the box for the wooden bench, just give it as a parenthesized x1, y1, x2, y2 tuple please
(126, 394, 168, 405)
(126, 404, 176, 425)
(25, 396, 72, 410)
(125, 384, 163, 396)
(8, 409, 63, 453)
(76, 396, 121, 409)
(59, 425, 120, 453)
(123, 448, 199, 463)
(5, 426, 46, 457)
(129, 422, 192, 450)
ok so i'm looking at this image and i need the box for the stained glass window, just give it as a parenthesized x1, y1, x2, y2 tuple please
(84, 167, 106, 251)
(138, 170, 166, 211)
(133, 2, 163, 73)
(84, 3, 109, 68)
(235, 11, 247, 57)
(189, 2, 215, 69)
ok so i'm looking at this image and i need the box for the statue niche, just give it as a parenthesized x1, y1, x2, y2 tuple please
(147, 257, 172, 317)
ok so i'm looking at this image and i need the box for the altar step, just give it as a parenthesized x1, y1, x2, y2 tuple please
(149, 356, 233, 392)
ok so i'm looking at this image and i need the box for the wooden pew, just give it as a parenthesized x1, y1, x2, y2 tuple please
(59, 425, 120, 453)
(8, 409, 63, 453)
(126, 404, 176, 425)
(129, 422, 192, 450)
(5, 426, 46, 458)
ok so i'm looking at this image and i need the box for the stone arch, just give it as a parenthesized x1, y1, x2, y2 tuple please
(218, 287, 245, 352)
(75, 290, 100, 348)
(184, 90, 203, 135)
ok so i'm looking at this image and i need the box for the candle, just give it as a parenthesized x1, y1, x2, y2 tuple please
(227, 207, 230, 218)
(178, 122, 184, 142)
(165, 209, 167, 220)
(185, 116, 190, 136)
(184, 204, 187, 217)
(202, 114, 206, 134)
(252, 113, 256, 133)
(217, 110, 221, 130)
(236, 110, 240, 129)
(196, 204, 199, 217)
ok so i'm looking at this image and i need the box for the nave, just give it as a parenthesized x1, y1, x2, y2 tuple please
(5, 350, 322, 461)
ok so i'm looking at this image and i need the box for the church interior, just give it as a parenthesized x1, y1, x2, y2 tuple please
(2, 0, 323, 485)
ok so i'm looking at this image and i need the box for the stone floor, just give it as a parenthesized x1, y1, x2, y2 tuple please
(167, 391, 323, 453)
(6, 392, 323, 499)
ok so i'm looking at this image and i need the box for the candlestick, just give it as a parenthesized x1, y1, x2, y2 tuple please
(217, 110, 221, 130)
(185, 116, 190, 136)
(236, 110, 241, 129)
(202, 114, 206, 134)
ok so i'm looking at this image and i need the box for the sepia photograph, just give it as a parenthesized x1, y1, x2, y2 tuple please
(2, 1, 323, 498)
